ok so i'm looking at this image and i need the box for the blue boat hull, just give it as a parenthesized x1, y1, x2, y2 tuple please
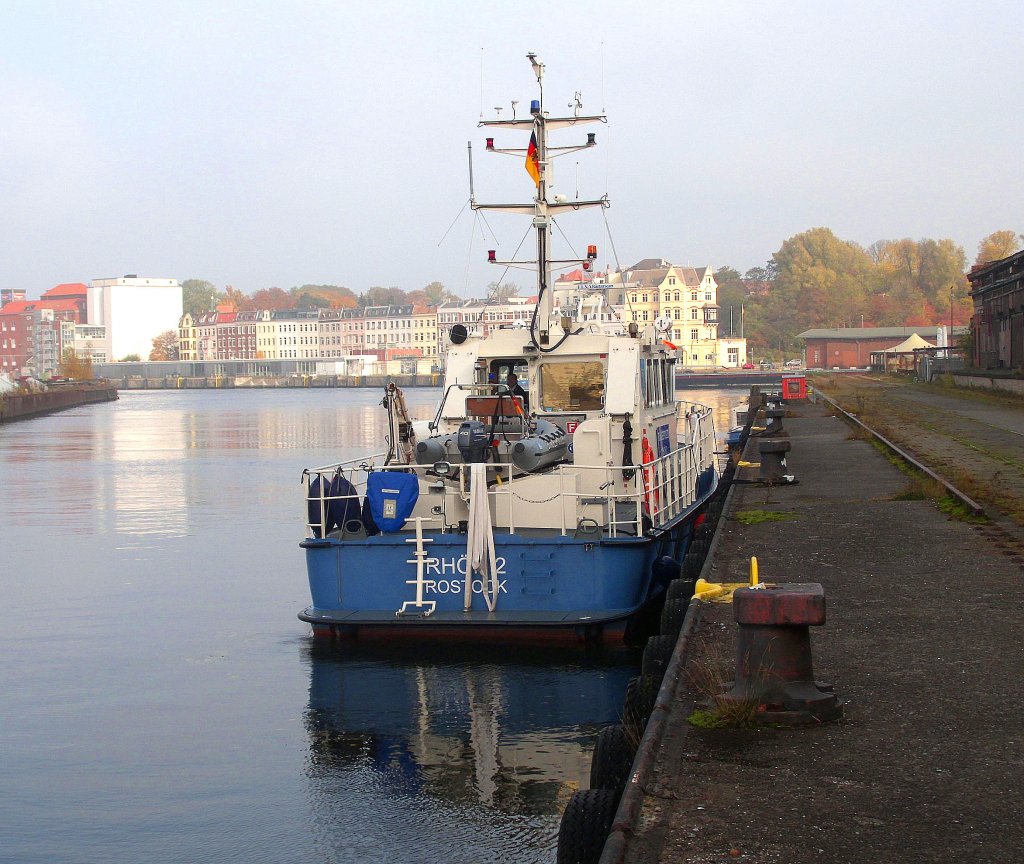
(299, 466, 718, 644)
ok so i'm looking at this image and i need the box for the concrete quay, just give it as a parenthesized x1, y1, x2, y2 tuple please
(617, 396, 1024, 863)
(0, 381, 117, 423)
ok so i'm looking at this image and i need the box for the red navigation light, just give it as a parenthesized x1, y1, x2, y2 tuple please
(486, 137, 494, 150)
(587, 244, 598, 259)
(488, 250, 496, 262)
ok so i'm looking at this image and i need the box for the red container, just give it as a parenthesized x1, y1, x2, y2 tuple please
(781, 374, 807, 400)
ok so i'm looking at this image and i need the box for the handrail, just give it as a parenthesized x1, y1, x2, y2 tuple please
(304, 405, 717, 539)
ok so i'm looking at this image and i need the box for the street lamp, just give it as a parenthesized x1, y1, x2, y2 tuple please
(949, 285, 954, 355)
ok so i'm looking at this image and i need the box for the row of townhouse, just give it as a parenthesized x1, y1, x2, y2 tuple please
(172, 259, 744, 367)
(178, 305, 441, 362)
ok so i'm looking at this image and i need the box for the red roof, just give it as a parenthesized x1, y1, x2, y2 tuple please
(0, 300, 34, 314)
(42, 283, 89, 298)
(0, 297, 83, 315)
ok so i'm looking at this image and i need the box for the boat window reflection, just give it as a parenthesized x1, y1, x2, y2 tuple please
(539, 362, 604, 411)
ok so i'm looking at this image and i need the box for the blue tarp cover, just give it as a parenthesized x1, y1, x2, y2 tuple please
(366, 471, 420, 532)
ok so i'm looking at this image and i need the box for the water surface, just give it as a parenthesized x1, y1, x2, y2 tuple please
(0, 386, 742, 863)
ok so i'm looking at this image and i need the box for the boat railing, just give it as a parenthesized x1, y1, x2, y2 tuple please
(304, 420, 714, 540)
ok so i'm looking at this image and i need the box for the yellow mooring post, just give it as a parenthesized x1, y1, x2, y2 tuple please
(750, 556, 759, 586)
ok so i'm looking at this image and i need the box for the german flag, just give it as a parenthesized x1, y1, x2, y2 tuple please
(525, 131, 540, 187)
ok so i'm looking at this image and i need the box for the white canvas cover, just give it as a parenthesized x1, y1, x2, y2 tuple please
(883, 333, 934, 353)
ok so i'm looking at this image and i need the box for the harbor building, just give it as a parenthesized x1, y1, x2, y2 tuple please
(968, 249, 1024, 369)
(88, 276, 182, 362)
(797, 327, 962, 369)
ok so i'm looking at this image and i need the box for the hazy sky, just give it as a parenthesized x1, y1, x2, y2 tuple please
(3, 1, 1021, 299)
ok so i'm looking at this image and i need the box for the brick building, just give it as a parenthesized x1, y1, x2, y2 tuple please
(797, 327, 951, 369)
(968, 249, 1024, 369)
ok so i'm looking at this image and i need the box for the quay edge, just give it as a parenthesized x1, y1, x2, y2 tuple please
(0, 382, 117, 423)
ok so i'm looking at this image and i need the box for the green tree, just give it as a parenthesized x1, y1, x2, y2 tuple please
(768, 227, 874, 335)
(486, 281, 519, 302)
(714, 266, 745, 336)
(917, 238, 966, 305)
(181, 279, 219, 316)
(975, 230, 1022, 266)
(360, 286, 408, 308)
(292, 284, 358, 309)
(422, 281, 452, 306)
(119, 354, 141, 362)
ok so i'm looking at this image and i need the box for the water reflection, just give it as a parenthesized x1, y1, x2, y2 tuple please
(0, 390, 441, 539)
(303, 644, 635, 863)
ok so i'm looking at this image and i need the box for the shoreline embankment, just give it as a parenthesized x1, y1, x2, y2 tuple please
(0, 382, 118, 423)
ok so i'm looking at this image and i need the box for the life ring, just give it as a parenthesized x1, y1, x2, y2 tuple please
(641, 429, 659, 515)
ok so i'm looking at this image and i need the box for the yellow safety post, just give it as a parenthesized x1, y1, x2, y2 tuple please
(750, 555, 766, 589)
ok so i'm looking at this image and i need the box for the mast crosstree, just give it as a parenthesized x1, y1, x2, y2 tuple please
(473, 53, 608, 349)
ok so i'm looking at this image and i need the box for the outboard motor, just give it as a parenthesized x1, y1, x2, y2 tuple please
(457, 420, 489, 463)
(511, 418, 569, 472)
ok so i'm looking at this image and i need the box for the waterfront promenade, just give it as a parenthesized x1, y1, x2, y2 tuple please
(628, 385, 1024, 863)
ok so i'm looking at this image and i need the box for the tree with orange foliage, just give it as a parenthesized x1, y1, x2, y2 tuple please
(150, 330, 179, 361)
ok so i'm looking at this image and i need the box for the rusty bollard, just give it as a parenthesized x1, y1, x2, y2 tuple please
(719, 582, 842, 725)
(758, 438, 792, 483)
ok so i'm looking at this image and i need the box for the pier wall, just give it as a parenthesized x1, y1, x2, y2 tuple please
(952, 372, 1024, 396)
(0, 383, 118, 423)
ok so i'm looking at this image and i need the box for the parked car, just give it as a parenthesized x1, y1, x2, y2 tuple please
(741, 362, 754, 369)
(784, 359, 802, 369)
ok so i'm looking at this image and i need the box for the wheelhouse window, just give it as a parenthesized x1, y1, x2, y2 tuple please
(642, 357, 676, 408)
(539, 361, 604, 411)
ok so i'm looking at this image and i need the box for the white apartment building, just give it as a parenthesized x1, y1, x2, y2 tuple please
(363, 304, 440, 358)
(255, 309, 320, 360)
(88, 276, 182, 361)
(318, 309, 364, 358)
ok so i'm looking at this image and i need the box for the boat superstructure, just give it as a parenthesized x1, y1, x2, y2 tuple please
(299, 55, 718, 643)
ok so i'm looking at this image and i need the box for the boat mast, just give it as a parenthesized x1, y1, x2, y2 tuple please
(528, 54, 552, 345)
(474, 53, 608, 351)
